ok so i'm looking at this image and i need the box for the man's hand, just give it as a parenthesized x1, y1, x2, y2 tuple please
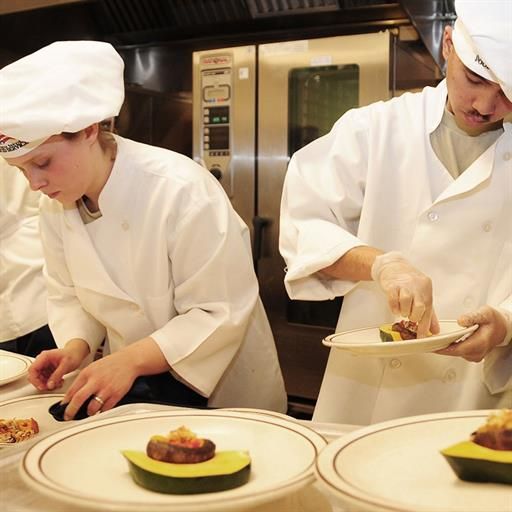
(436, 306, 509, 362)
(371, 251, 440, 338)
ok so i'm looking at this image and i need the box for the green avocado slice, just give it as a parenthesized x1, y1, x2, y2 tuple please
(441, 441, 512, 485)
(122, 450, 251, 494)
(379, 324, 402, 342)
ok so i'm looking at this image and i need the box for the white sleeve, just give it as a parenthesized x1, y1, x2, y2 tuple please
(149, 178, 259, 396)
(39, 199, 106, 352)
(279, 108, 370, 301)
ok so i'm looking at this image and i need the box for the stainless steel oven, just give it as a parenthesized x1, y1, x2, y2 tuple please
(193, 32, 391, 412)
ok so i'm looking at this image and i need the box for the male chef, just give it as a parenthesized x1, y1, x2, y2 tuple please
(280, 0, 512, 424)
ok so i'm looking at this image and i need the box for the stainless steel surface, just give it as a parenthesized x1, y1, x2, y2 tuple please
(400, 0, 455, 74)
(193, 46, 257, 237)
(192, 34, 391, 406)
(117, 88, 192, 157)
(257, 32, 391, 401)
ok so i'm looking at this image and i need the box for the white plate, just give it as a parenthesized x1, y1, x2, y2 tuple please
(0, 352, 31, 386)
(323, 320, 478, 357)
(315, 410, 511, 512)
(21, 409, 327, 512)
(0, 394, 67, 448)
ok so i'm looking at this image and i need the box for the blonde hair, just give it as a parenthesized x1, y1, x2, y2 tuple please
(61, 121, 117, 155)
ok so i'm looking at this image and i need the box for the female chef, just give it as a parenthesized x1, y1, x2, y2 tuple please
(0, 41, 286, 419)
(280, 0, 512, 424)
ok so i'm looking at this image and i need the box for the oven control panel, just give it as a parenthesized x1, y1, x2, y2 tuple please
(200, 60, 233, 195)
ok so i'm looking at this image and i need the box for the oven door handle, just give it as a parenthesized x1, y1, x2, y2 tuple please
(252, 215, 270, 266)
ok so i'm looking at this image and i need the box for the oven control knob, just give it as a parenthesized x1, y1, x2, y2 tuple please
(210, 167, 222, 181)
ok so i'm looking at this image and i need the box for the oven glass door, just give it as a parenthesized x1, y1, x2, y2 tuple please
(287, 63, 360, 328)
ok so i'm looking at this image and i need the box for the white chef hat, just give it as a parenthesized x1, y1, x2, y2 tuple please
(452, 0, 512, 102)
(0, 40, 125, 158)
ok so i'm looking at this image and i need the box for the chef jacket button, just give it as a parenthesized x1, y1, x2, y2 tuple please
(443, 368, 457, 383)
(390, 358, 402, 369)
(482, 222, 492, 232)
(427, 211, 439, 222)
(503, 152, 511, 161)
(121, 221, 129, 231)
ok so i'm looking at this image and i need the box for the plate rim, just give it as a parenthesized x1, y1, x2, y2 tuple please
(21, 409, 327, 512)
(315, 409, 502, 512)
(0, 393, 66, 409)
(323, 321, 478, 354)
(0, 352, 31, 386)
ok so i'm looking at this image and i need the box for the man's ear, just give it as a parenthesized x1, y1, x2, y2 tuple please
(442, 25, 454, 60)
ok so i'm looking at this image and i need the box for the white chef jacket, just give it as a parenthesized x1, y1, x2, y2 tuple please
(280, 80, 512, 425)
(0, 159, 47, 341)
(39, 136, 286, 412)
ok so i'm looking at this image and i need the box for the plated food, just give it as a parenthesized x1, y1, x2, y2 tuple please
(0, 417, 39, 444)
(323, 320, 476, 357)
(441, 409, 512, 485)
(379, 320, 429, 341)
(123, 425, 251, 494)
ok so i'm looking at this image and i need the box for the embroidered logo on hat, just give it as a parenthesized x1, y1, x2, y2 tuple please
(0, 134, 28, 154)
(474, 55, 490, 71)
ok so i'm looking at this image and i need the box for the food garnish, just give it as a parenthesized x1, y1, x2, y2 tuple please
(122, 425, 251, 494)
(0, 418, 39, 444)
(379, 320, 430, 342)
(441, 410, 512, 485)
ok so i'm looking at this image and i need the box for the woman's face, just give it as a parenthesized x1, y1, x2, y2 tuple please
(443, 27, 512, 136)
(5, 127, 99, 205)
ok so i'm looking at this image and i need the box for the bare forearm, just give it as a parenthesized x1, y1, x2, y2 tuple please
(118, 336, 171, 376)
(319, 246, 384, 281)
(63, 338, 91, 361)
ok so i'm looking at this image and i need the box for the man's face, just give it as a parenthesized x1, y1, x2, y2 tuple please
(5, 130, 97, 205)
(443, 27, 512, 136)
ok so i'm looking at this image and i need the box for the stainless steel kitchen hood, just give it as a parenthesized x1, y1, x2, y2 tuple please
(399, 0, 455, 73)
(1, 0, 452, 76)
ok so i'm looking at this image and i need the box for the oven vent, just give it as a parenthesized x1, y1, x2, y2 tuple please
(167, 0, 251, 26)
(97, 0, 252, 33)
(246, 0, 395, 18)
(247, 0, 340, 18)
(97, 0, 174, 33)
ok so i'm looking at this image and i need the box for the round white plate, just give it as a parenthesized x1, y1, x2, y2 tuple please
(315, 410, 511, 512)
(21, 409, 327, 512)
(323, 320, 478, 357)
(0, 394, 66, 447)
(0, 352, 31, 386)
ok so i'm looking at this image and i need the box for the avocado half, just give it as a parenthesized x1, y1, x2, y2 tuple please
(122, 450, 251, 494)
(441, 441, 512, 485)
(379, 324, 402, 342)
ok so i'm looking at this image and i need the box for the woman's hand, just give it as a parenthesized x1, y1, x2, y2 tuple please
(61, 350, 138, 420)
(60, 337, 170, 420)
(28, 339, 89, 391)
(436, 306, 509, 362)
